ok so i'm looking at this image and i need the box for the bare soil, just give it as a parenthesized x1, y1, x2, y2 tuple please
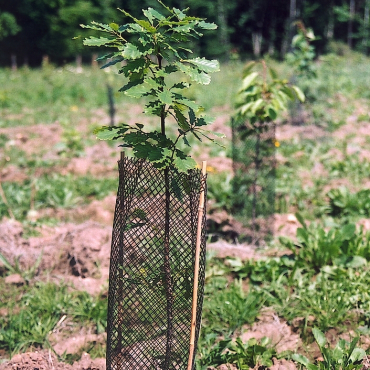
(1, 112, 368, 370)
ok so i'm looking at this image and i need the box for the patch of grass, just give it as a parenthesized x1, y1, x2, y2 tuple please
(0, 174, 117, 221)
(202, 275, 265, 337)
(0, 281, 107, 357)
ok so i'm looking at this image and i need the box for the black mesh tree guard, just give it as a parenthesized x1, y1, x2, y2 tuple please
(106, 155, 207, 370)
(231, 119, 276, 245)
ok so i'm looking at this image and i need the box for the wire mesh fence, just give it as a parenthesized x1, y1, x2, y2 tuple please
(106, 156, 207, 370)
(231, 119, 276, 245)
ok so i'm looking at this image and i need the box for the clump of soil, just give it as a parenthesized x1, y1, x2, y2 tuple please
(0, 351, 105, 370)
(0, 219, 111, 295)
(241, 308, 301, 353)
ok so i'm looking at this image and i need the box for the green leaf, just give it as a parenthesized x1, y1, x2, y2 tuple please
(101, 57, 124, 69)
(239, 101, 254, 115)
(251, 99, 264, 113)
(240, 72, 259, 91)
(292, 85, 305, 102)
(0, 252, 15, 273)
(173, 8, 186, 20)
(295, 212, 307, 229)
(146, 146, 167, 162)
(174, 107, 190, 130)
(118, 24, 129, 32)
(83, 36, 114, 47)
(312, 327, 326, 349)
(171, 177, 183, 201)
(269, 67, 278, 79)
(173, 24, 192, 33)
(122, 43, 143, 59)
(119, 79, 143, 93)
(198, 21, 217, 29)
(346, 256, 367, 268)
(124, 222, 146, 231)
(193, 71, 211, 85)
(145, 7, 165, 21)
(94, 126, 121, 140)
(109, 22, 119, 31)
(292, 354, 311, 367)
(174, 95, 200, 111)
(341, 223, 356, 240)
(174, 154, 197, 172)
(81, 22, 113, 32)
(176, 62, 211, 84)
(125, 84, 152, 98)
(267, 107, 277, 120)
(349, 347, 365, 363)
(189, 109, 196, 125)
(95, 53, 114, 61)
(120, 59, 147, 75)
(182, 135, 190, 146)
(171, 82, 189, 90)
(195, 117, 207, 127)
(158, 90, 173, 105)
(184, 57, 220, 73)
(281, 86, 296, 100)
(136, 19, 156, 33)
(131, 208, 148, 221)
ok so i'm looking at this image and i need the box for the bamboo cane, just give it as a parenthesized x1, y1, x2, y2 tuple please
(187, 161, 207, 370)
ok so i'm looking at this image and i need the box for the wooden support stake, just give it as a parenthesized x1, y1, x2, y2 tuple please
(187, 161, 207, 370)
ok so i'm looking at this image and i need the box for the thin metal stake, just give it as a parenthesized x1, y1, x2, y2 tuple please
(187, 161, 207, 370)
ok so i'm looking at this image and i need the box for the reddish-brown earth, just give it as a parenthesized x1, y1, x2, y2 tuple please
(2, 111, 370, 370)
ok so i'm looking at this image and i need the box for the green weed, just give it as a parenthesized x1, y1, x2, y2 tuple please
(197, 336, 276, 370)
(293, 328, 365, 370)
(278, 214, 370, 271)
(0, 251, 42, 283)
(202, 277, 265, 337)
(0, 281, 107, 357)
(327, 187, 370, 219)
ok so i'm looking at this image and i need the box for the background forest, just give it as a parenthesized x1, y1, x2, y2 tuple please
(1, 0, 370, 66)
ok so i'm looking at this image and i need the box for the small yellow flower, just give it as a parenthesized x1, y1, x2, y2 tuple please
(70, 105, 79, 112)
(206, 165, 216, 173)
(274, 140, 280, 148)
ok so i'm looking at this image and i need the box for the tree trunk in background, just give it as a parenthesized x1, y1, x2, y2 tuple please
(348, 0, 355, 48)
(76, 55, 83, 73)
(252, 32, 263, 56)
(217, 0, 230, 59)
(282, 0, 297, 56)
(327, 2, 335, 41)
(363, 0, 370, 54)
(268, 10, 277, 56)
(11, 54, 17, 72)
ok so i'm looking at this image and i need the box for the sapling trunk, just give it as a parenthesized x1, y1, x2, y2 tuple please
(158, 54, 174, 369)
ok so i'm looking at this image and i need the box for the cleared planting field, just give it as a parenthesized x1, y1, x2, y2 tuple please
(1, 45, 370, 370)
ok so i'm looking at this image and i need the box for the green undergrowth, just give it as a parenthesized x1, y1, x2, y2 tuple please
(2, 47, 370, 368)
(0, 174, 117, 222)
(2, 217, 370, 367)
(0, 280, 107, 360)
(196, 213, 370, 368)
